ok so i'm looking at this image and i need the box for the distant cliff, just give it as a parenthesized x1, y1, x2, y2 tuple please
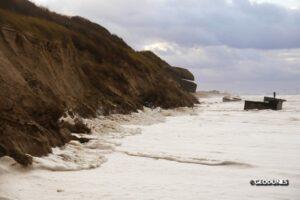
(0, 0, 198, 165)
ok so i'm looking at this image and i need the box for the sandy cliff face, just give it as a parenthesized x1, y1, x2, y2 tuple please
(0, 0, 198, 165)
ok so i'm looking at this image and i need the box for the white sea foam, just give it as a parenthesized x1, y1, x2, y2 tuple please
(118, 150, 253, 168)
(1, 95, 299, 200)
(0, 196, 13, 200)
(0, 157, 16, 175)
(33, 141, 108, 171)
(25, 106, 197, 172)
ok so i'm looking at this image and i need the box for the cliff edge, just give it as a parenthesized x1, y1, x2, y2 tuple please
(0, 0, 198, 165)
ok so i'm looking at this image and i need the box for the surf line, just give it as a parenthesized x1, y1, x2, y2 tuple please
(116, 150, 253, 168)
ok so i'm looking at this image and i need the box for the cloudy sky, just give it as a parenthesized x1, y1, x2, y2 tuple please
(31, 0, 300, 94)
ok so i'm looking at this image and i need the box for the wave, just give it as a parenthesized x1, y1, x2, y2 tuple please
(289, 117, 300, 121)
(0, 196, 14, 200)
(33, 140, 109, 171)
(29, 106, 197, 171)
(118, 150, 253, 168)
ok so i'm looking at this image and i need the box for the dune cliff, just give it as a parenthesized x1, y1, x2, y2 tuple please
(0, 0, 198, 165)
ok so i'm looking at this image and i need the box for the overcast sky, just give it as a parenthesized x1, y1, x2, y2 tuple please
(31, 0, 300, 94)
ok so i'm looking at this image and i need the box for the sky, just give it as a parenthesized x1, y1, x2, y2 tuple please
(30, 0, 300, 94)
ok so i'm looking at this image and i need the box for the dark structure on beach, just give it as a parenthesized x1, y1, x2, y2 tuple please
(244, 94, 286, 110)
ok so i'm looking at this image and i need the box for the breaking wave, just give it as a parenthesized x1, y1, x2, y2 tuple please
(30, 106, 198, 171)
(118, 150, 253, 168)
(290, 117, 300, 121)
(0, 196, 13, 200)
(33, 141, 109, 171)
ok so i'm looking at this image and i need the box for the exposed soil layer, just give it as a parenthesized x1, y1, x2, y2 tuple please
(0, 0, 198, 165)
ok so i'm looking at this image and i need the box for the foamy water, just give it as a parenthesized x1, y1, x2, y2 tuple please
(0, 95, 299, 200)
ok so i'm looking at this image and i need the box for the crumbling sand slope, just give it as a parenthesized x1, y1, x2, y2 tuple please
(0, 0, 198, 165)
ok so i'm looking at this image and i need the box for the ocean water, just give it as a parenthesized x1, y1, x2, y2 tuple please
(0, 95, 299, 200)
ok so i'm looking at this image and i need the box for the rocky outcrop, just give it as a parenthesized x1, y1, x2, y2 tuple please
(169, 67, 197, 93)
(140, 51, 197, 93)
(171, 67, 195, 81)
(177, 79, 197, 93)
(0, 0, 198, 165)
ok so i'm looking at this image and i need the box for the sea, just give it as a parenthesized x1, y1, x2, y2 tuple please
(0, 95, 299, 200)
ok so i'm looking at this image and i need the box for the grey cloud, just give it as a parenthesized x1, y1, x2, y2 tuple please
(160, 45, 300, 93)
(32, 0, 300, 49)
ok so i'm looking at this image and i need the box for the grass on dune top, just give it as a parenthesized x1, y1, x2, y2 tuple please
(0, 1, 168, 74)
(0, 7, 138, 65)
(0, 8, 72, 41)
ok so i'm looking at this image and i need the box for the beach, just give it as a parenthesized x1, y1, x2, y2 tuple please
(1, 95, 299, 200)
